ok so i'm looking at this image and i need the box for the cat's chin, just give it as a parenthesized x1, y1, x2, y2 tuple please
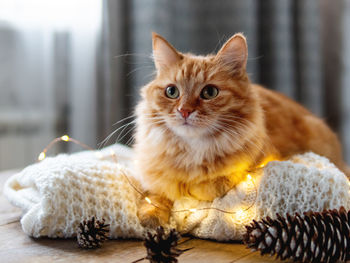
(170, 123, 209, 138)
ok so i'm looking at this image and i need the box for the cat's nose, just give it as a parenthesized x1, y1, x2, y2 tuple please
(177, 108, 194, 119)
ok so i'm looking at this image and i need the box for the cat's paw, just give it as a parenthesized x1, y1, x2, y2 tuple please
(137, 205, 170, 228)
(139, 212, 162, 228)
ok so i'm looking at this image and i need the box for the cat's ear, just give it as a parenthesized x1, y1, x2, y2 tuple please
(152, 32, 182, 72)
(215, 33, 248, 74)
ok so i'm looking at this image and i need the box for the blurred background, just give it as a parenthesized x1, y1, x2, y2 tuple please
(0, 0, 349, 170)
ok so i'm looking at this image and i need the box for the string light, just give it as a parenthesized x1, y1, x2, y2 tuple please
(234, 208, 245, 219)
(37, 135, 274, 216)
(258, 155, 277, 168)
(38, 152, 46, 161)
(37, 135, 94, 161)
(145, 197, 152, 204)
(60, 135, 70, 142)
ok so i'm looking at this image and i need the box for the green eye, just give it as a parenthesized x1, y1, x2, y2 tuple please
(200, 85, 219, 100)
(165, 85, 179, 99)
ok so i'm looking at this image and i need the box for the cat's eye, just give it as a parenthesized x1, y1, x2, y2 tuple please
(165, 85, 179, 99)
(200, 85, 219, 100)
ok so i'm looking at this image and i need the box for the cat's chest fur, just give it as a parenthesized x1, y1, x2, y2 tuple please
(138, 128, 249, 200)
(142, 124, 235, 171)
(135, 123, 254, 200)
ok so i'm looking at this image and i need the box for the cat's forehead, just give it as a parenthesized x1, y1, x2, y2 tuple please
(172, 54, 217, 85)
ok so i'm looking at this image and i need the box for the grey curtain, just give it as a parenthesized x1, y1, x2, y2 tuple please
(101, 0, 350, 162)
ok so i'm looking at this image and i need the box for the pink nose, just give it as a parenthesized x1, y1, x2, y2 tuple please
(178, 108, 193, 119)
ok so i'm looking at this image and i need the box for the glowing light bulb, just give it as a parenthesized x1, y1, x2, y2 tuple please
(145, 197, 152, 204)
(38, 152, 46, 161)
(189, 208, 197, 212)
(247, 174, 252, 180)
(60, 135, 70, 142)
(235, 208, 245, 219)
(110, 149, 115, 156)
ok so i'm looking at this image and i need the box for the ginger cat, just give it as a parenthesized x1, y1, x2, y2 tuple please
(134, 32, 349, 227)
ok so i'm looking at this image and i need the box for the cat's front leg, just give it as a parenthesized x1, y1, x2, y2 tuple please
(189, 176, 233, 201)
(137, 193, 173, 228)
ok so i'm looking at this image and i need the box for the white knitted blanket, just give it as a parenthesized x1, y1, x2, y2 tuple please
(4, 144, 350, 241)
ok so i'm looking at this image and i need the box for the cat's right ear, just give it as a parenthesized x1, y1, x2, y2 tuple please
(152, 32, 182, 72)
(215, 33, 248, 75)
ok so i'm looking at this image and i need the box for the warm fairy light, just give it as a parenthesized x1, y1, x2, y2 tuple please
(145, 197, 152, 204)
(60, 135, 70, 142)
(37, 134, 94, 162)
(228, 207, 253, 225)
(259, 155, 278, 168)
(38, 152, 46, 161)
(235, 208, 245, 218)
(247, 174, 252, 180)
(232, 208, 252, 223)
(189, 208, 197, 212)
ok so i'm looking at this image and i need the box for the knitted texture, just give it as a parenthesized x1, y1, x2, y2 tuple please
(4, 145, 350, 241)
(256, 153, 350, 219)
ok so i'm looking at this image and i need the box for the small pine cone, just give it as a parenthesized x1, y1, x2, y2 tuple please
(77, 217, 109, 249)
(144, 226, 184, 263)
(243, 207, 350, 263)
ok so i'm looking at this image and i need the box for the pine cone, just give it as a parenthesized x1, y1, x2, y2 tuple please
(77, 217, 109, 249)
(144, 226, 184, 263)
(243, 207, 350, 262)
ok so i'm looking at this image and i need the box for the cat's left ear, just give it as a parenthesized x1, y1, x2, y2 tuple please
(215, 33, 248, 74)
(152, 32, 182, 72)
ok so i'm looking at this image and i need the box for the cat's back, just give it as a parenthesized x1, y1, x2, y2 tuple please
(253, 84, 343, 166)
(254, 84, 311, 117)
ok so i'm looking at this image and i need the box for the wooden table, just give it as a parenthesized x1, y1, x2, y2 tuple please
(0, 170, 281, 263)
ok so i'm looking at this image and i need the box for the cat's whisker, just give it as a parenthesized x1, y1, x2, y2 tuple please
(218, 115, 271, 157)
(116, 125, 136, 143)
(113, 115, 137, 125)
(225, 125, 267, 157)
(220, 123, 257, 146)
(140, 117, 165, 122)
(99, 130, 120, 149)
(147, 120, 166, 126)
(105, 114, 167, 147)
(99, 120, 137, 149)
(217, 114, 252, 123)
(115, 122, 136, 141)
(142, 71, 157, 81)
(214, 126, 243, 146)
(208, 123, 244, 151)
(213, 120, 263, 160)
(113, 52, 154, 60)
(126, 66, 155, 78)
(217, 118, 254, 133)
(125, 134, 136, 146)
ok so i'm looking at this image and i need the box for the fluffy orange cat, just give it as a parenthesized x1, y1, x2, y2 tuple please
(134, 32, 349, 227)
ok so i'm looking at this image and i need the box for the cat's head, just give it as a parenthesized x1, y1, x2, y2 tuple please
(139, 33, 258, 140)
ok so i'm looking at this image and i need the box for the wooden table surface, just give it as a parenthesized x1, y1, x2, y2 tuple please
(0, 170, 284, 263)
